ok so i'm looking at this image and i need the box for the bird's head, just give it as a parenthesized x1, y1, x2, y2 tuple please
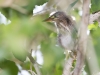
(44, 11, 66, 22)
(44, 11, 77, 34)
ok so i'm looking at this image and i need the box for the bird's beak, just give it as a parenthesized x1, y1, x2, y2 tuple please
(43, 17, 53, 22)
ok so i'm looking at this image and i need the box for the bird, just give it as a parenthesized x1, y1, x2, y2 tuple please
(44, 11, 77, 53)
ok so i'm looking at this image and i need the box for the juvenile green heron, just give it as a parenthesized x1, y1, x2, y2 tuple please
(44, 11, 77, 51)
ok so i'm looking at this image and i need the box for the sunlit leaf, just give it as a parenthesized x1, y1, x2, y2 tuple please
(88, 21, 98, 30)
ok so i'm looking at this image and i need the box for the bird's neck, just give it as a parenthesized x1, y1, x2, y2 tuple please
(54, 22, 70, 35)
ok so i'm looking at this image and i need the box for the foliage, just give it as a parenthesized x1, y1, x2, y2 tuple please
(0, 0, 100, 75)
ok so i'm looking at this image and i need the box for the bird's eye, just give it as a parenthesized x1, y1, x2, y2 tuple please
(51, 15, 55, 18)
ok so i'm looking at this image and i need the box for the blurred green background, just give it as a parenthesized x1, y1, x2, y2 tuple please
(0, 0, 100, 75)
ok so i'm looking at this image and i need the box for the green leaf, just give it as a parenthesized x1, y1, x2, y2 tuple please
(50, 32, 57, 38)
(12, 49, 27, 62)
(91, 0, 100, 13)
(0, 59, 18, 75)
(88, 21, 98, 30)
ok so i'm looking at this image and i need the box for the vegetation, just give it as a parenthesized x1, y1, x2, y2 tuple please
(0, 0, 100, 75)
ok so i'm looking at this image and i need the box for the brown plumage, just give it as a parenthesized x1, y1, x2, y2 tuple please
(44, 11, 77, 51)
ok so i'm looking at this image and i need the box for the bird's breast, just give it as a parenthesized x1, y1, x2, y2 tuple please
(57, 33, 74, 50)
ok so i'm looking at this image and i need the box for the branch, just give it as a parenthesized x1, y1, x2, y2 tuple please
(73, 0, 90, 75)
(9, 4, 28, 14)
(62, 57, 74, 75)
(27, 52, 41, 75)
(89, 11, 100, 24)
(86, 36, 99, 75)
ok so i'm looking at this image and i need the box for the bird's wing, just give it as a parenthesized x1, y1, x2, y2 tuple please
(60, 22, 71, 33)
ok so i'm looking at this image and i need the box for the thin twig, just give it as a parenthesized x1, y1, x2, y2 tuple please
(29, 50, 37, 75)
(9, 4, 28, 14)
(27, 52, 41, 75)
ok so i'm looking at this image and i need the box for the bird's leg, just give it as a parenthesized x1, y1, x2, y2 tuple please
(69, 51, 77, 59)
(64, 50, 70, 59)
(65, 49, 77, 60)
(64, 50, 75, 72)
